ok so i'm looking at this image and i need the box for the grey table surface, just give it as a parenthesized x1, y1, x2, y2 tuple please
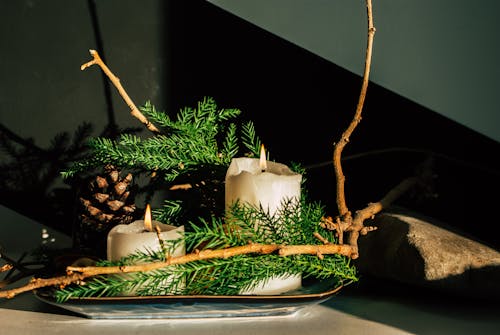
(1, 205, 499, 335)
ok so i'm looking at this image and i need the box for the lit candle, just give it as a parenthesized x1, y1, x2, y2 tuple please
(107, 204, 185, 295)
(225, 144, 303, 295)
(225, 144, 302, 217)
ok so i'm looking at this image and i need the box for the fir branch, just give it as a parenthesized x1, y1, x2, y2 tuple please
(153, 199, 183, 224)
(0, 241, 357, 301)
(0, 199, 357, 300)
(241, 121, 262, 157)
(222, 123, 239, 160)
(61, 97, 255, 182)
(64, 122, 94, 158)
(47, 200, 356, 301)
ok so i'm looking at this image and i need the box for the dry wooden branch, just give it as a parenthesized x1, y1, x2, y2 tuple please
(169, 183, 193, 191)
(333, 0, 376, 219)
(0, 242, 357, 299)
(81, 49, 160, 134)
(279, 244, 353, 257)
(313, 232, 331, 245)
(345, 176, 418, 258)
(329, 0, 379, 258)
(0, 273, 87, 299)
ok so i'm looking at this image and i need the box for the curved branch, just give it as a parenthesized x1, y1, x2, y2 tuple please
(333, 0, 376, 218)
(81, 49, 160, 134)
(347, 176, 418, 258)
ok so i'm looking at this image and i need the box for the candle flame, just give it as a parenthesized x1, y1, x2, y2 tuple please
(259, 144, 267, 171)
(144, 204, 153, 232)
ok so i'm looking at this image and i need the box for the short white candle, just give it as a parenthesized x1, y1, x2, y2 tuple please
(107, 205, 185, 295)
(107, 220, 185, 261)
(225, 145, 302, 295)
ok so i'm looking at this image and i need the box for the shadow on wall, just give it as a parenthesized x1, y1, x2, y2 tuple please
(1, 0, 499, 250)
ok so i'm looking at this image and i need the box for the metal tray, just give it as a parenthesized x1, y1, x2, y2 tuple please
(34, 278, 345, 319)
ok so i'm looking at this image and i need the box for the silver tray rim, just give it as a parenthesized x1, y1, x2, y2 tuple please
(34, 278, 347, 319)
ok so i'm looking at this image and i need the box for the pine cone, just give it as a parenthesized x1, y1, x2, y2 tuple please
(75, 165, 138, 255)
(79, 165, 137, 229)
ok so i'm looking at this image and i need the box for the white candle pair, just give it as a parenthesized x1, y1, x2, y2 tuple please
(106, 145, 302, 296)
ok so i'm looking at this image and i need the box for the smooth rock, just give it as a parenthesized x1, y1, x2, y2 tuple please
(354, 211, 500, 299)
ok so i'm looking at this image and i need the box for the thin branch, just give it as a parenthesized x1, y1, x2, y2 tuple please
(346, 176, 418, 258)
(0, 273, 87, 299)
(0, 242, 356, 299)
(279, 244, 353, 257)
(81, 49, 160, 134)
(154, 225, 167, 256)
(327, 0, 380, 258)
(313, 232, 331, 245)
(333, 0, 376, 219)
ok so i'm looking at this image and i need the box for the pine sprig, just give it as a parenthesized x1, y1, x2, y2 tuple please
(54, 198, 358, 301)
(53, 97, 358, 302)
(60, 97, 262, 225)
(222, 123, 239, 160)
(61, 97, 259, 181)
(240, 121, 262, 157)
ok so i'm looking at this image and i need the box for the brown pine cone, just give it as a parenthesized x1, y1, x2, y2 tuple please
(79, 165, 137, 230)
(75, 165, 138, 256)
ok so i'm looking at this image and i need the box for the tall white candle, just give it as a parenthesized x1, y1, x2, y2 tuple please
(225, 159, 302, 217)
(107, 205, 185, 295)
(225, 145, 303, 295)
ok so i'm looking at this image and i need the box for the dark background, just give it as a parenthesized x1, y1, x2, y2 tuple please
(1, 0, 499, 249)
(166, 1, 500, 249)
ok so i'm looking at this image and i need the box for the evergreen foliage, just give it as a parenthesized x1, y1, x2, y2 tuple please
(61, 96, 262, 224)
(61, 97, 257, 181)
(55, 97, 358, 301)
(55, 198, 357, 302)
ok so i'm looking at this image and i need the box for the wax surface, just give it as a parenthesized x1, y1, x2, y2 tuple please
(239, 274, 302, 295)
(107, 220, 185, 261)
(225, 157, 302, 216)
(225, 157, 303, 294)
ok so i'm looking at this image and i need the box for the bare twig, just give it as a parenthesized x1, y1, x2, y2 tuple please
(329, 0, 381, 259)
(0, 273, 87, 299)
(81, 49, 160, 134)
(345, 176, 418, 258)
(0, 242, 356, 299)
(169, 183, 193, 191)
(313, 232, 331, 245)
(333, 0, 376, 219)
(154, 225, 167, 257)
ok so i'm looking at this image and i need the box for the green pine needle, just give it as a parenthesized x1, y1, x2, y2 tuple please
(60, 97, 258, 181)
(54, 198, 357, 302)
(55, 97, 358, 302)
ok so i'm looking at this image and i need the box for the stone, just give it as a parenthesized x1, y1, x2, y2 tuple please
(354, 210, 500, 299)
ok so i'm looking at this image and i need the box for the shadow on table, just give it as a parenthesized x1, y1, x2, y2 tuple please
(0, 290, 81, 318)
(324, 275, 500, 335)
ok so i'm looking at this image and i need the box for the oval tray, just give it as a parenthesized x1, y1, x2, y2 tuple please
(34, 278, 345, 319)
